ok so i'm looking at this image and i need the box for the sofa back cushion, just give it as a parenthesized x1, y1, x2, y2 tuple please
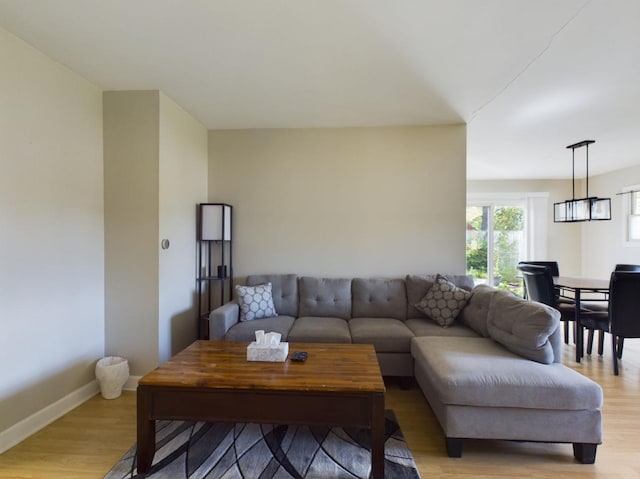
(247, 274, 298, 317)
(458, 284, 495, 337)
(352, 278, 407, 320)
(299, 277, 352, 319)
(486, 289, 561, 364)
(406, 274, 475, 319)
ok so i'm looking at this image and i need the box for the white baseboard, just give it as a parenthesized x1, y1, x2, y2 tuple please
(0, 380, 100, 454)
(1, 375, 143, 454)
(123, 375, 141, 390)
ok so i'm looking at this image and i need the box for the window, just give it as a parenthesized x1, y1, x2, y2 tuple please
(466, 202, 526, 294)
(466, 193, 548, 295)
(624, 185, 640, 244)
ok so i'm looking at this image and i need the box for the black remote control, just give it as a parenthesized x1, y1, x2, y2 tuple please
(290, 351, 308, 362)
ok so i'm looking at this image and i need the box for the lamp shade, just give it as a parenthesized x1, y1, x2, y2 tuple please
(554, 197, 611, 222)
(554, 140, 612, 223)
(199, 203, 231, 240)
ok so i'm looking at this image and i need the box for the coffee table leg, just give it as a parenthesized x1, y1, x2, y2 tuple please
(136, 387, 155, 473)
(370, 393, 385, 479)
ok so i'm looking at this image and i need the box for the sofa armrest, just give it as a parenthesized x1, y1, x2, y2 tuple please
(209, 301, 239, 340)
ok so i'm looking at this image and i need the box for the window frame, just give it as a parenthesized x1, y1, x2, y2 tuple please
(623, 184, 640, 246)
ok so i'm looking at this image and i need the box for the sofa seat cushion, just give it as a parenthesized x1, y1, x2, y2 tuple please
(411, 336, 602, 411)
(288, 316, 351, 343)
(349, 317, 414, 353)
(405, 318, 478, 338)
(225, 315, 296, 342)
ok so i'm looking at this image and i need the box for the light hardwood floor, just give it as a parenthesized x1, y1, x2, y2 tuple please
(1, 338, 639, 479)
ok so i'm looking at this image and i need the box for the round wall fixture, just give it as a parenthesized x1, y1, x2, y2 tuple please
(161, 239, 170, 250)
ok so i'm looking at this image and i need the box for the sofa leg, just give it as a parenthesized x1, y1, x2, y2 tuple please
(573, 443, 598, 464)
(445, 438, 463, 458)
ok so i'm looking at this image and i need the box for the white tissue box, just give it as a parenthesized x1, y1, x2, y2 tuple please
(247, 342, 289, 362)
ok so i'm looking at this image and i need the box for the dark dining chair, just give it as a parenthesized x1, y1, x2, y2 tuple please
(609, 271, 640, 375)
(518, 261, 560, 277)
(517, 263, 578, 344)
(585, 264, 640, 355)
(582, 271, 640, 374)
(518, 263, 603, 347)
(518, 261, 560, 299)
(614, 264, 640, 272)
(581, 309, 609, 357)
(517, 260, 584, 314)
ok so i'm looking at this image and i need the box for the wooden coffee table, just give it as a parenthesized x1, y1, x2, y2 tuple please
(137, 340, 386, 478)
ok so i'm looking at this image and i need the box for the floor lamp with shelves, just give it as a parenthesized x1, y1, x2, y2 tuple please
(197, 203, 233, 339)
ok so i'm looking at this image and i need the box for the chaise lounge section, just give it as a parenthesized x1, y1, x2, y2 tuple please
(412, 286, 602, 463)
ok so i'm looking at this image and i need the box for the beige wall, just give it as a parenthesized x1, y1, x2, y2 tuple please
(0, 28, 104, 431)
(104, 90, 208, 374)
(158, 93, 208, 363)
(582, 165, 640, 278)
(467, 178, 583, 276)
(208, 125, 467, 278)
(104, 91, 160, 375)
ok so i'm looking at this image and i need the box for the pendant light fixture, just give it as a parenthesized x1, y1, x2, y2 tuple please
(553, 140, 611, 222)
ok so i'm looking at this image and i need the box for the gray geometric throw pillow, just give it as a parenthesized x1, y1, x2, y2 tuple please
(235, 283, 277, 322)
(415, 274, 472, 327)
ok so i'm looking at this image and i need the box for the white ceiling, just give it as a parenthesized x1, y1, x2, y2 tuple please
(1, 0, 639, 180)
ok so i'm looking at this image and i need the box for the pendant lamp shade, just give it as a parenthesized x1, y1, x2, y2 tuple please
(553, 141, 611, 223)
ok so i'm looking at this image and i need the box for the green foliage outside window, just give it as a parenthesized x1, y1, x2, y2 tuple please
(466, 206, 524, 294)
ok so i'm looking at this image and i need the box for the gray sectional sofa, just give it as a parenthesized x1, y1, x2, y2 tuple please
(208, 273, 603, 463)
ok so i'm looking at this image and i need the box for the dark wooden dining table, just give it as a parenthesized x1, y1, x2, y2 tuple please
(553, 276, 609, 362)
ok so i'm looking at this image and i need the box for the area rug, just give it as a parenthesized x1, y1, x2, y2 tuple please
(104, 410, 420, 479)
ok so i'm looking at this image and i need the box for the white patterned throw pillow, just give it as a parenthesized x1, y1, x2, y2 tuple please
(235, 283, 277, 322)
(415, 274, 472, 327)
